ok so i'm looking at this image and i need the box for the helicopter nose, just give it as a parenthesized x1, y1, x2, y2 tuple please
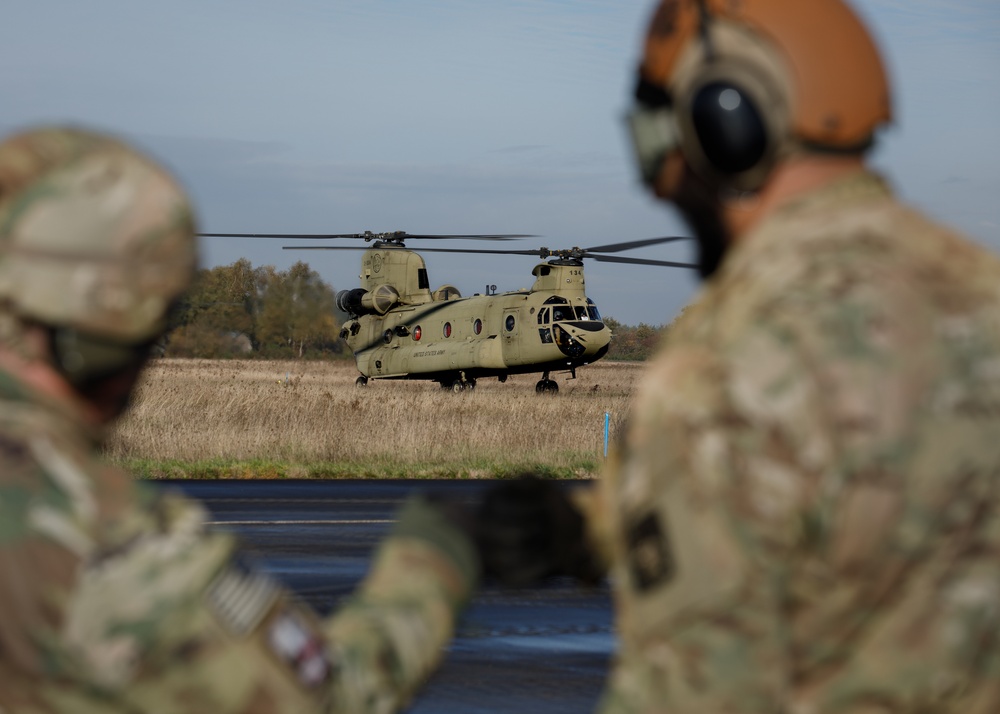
(553, 321, 611, 358)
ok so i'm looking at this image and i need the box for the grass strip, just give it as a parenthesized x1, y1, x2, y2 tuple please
(116, 457, 601, 481)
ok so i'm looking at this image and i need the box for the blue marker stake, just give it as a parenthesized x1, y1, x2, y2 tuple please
(604, 411, 610, 459)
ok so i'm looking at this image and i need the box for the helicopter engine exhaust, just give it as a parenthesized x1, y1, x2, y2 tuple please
(336, 285, 400, 316)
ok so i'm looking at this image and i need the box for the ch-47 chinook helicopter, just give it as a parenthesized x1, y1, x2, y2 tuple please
(200, 230, 697, 393)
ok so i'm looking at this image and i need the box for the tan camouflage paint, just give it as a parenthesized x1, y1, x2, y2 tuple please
(588, 172, 1000, 712)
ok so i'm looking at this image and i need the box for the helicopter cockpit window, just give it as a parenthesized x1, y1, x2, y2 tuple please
(543, 296, 568, 305)
(574, 306, 591, 320)
(539, 327, 553, 343)
(538, 307, 550, 325)
(551, 305, 571, 322)
(587, 298, 601, 321)
(417, 268, 429, 290)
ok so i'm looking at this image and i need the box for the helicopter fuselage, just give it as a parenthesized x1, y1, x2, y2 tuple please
(338, 248, 611, 388)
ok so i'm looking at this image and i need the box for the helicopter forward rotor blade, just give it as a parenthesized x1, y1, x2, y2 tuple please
(583, 236, 692, 253)
(590, 254, 699, 269)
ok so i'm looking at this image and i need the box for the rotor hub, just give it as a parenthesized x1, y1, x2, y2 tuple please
(363, 230, 409, 247)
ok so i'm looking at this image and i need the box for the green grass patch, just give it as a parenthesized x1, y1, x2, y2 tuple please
(116, 456, 601, 480)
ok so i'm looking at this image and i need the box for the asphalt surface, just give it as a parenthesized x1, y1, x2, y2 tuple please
(158, 480, 614, 714)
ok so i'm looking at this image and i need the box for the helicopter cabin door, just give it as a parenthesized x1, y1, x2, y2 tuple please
(502, 308, 520, 364)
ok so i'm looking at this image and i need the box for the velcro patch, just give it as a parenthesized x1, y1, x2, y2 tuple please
(206, 560, 280, 637)
(626, 511, 675, 591)
(268, 608, 334, 688)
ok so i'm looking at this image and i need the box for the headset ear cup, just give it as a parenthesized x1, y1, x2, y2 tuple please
(691, 81, 768, 175)
(667, 18, 794, 192)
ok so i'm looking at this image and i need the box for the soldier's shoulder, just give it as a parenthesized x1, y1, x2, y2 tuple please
(0, 373, 152, 548)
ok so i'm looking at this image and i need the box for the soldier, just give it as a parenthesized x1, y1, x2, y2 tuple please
(478, 0, 1000, 711)
(0, 126, 477, 713)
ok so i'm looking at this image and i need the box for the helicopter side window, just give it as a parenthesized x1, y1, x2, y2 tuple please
(538, 327, 553, 343)
(443, 322, 452, 338)
(538, 307, 550, 325)
(473, 318, 483, 335)
(417, 268, 429, 290)
(505, 315, 516, 332)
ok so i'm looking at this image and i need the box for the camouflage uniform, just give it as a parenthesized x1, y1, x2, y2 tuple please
(0, 127, 477, 713)
(589, 172, 1000, 712)
(0, 368, 476, 713)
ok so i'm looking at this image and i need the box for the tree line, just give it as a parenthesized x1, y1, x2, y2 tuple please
(163, 259, 346, 359)
(162, 260, 672, 361)
(601, 317, 669, 362)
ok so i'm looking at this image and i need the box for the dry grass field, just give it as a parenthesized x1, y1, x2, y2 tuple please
(105, 358, 646, 479)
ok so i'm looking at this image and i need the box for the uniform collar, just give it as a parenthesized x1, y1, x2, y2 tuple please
(766, 169, 891, 219)
(718, 169, 893, 275)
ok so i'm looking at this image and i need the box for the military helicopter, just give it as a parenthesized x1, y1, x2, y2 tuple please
(199, 230, 697, 393)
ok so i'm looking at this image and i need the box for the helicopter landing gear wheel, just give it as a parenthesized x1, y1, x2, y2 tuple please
(449, 377, 476, 393)
(535, 379, 558, 394)
(355, 376, 368, 388)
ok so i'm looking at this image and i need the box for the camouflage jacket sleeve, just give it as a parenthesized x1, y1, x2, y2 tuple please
(0, 427, 477, 714)
(592, 232, 1000, 713)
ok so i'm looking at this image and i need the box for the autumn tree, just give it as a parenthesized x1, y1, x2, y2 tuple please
(164, 259, 342, 359)
(603, 317, 668, 361)
(254, 261, 340, 358)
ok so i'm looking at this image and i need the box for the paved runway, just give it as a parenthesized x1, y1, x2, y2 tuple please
(158, 479, 614, 713)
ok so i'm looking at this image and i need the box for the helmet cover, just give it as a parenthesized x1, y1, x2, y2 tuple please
(0, 126, 197, 344)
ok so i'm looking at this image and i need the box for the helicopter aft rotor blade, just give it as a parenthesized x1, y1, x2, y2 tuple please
(198, 232, 531, 241)
(281, 237, 699, 267)
(199, 233, 358, 239)
(207, 230, 699, 267)
(282, 245, 547, 257)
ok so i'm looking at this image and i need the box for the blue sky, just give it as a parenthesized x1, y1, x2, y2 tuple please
(2, 0, 998, 325)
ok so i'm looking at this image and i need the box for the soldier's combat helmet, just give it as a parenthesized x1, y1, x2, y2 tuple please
(626, 0, 892, 193)
(0, 126, 196, 385)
